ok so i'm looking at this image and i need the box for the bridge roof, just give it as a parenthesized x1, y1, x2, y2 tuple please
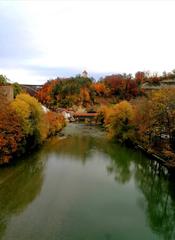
(74, 113, 97, 117)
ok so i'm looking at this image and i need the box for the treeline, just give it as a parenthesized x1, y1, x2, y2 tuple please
(97, 88, 175, 167)
(36, 73, 146, 109)
(36, 70, 175, 110)
(0, 93, 65, 164)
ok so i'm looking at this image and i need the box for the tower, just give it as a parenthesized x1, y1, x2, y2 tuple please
(82, 70, 88, 78)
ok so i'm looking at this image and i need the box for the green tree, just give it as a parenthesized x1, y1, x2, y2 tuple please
(0, 75, 9, 85)
(13, 82, 22, 97)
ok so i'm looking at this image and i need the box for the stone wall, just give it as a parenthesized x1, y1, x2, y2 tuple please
(0, 85, 14, 101)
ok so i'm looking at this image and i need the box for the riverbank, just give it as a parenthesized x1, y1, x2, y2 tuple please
(96, 90, 175, 170)
(0, 93, 66, 165)
(135, 144, 170, 168)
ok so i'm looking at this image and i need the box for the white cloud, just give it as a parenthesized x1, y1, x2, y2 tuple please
(1, 0, 175, 83)
(0, 68, 46, 84)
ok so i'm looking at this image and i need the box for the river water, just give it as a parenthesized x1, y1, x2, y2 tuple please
(0, 124, 175, 240)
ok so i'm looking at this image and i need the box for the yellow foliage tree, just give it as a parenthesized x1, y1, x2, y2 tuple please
(107, 101, 135, 142)
(11, 93, 46, 144)
(11, 96, 33, 136)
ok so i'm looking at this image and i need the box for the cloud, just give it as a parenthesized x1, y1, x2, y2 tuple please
(0, 5, 41, 62)
(0, 1, 175, 84)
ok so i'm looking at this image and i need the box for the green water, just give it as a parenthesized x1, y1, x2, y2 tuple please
(0, 124, 175, 240)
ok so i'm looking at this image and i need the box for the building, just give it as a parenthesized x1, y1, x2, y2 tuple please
(57, 108, 74, 122)
(141, 79, 175, 91)
(81, 70, 88, 78)
(0, 85, 14, 101)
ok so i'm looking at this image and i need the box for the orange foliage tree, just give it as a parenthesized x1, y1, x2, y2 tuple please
(104, 74, 143, 100)
(91, 82, 109, 96)
(36, 79, 58, 107)
(0, 95, 24, 163)
(45, 112, 66, 137)
(0, 93, 66, 165)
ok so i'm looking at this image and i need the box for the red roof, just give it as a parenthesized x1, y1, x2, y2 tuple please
(74, 112, 97, 117)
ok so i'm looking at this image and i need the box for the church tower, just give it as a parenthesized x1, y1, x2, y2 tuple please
(82, 70, 88, 78)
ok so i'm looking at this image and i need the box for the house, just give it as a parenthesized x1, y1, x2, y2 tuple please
(142, 79, 175, 91)
(57, 108, 74, 121)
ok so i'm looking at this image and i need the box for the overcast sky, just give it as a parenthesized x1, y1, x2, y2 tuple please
(0, 0, 175, 84)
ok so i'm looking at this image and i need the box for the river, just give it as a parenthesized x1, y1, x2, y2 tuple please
(0, 123, 175, 240)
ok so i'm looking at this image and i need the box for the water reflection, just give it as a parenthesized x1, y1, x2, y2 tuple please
(42, 125, 175, 239)
(102, 140, 175, 240)
(63, 125, 175, 240)
(46, 124, 175, 239)
(45, 136, 95, 164)
(135, 161, 175, 240)
(0, 150, 46, 239)
(1, 124, 175, 239)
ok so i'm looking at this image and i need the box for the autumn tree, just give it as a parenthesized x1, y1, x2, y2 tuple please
(0, 94, 24, 163)
(97, 105, 114, 126)
(45, 112, 65, 137)
(12, 93, 66, 142)
(91, 82, 109, 96)
(50, 76, 93, 108)
(149, 89, 175, 148)
(36, 79, 58, 107)
(11, 93, 47, 146)
(104, 74, 142, 100)
(135, 71, 145, 84)
(106, 101, 135, 143)
(133, 88, 175, 161)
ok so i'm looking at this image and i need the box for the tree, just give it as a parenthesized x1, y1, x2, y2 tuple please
(0, 75, 9, 85)
(134, 89, 175, 158)
(149, 89, 175, 148)
(36, 79, 58, 107)
(13, 82, 23, 97)
(91, 82, 108, 96)
(11, 93, 45, 146)
(0, 94, 24, 163)
(106, 101, 135, 143)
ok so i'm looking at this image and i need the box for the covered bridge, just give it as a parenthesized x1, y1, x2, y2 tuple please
(73, 112, 98, 123)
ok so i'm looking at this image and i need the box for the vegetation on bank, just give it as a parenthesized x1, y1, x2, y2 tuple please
(0, 93, 65, 164)
(97, 88, 175, 167)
